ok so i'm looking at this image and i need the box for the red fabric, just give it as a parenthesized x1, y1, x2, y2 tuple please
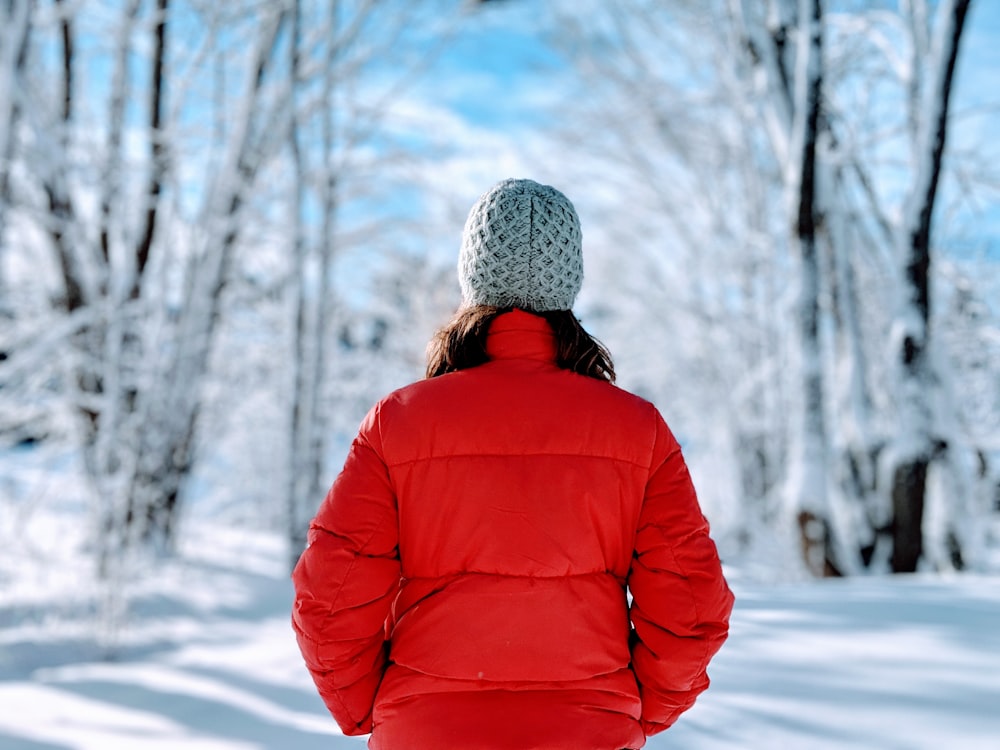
(292, 309, 733, 749)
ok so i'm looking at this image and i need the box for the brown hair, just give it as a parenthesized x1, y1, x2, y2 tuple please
(425, 305, 615, 383)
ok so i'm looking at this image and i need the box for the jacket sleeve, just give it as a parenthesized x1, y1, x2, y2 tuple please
(291, 403, 400, 735)
(627, 410, 734, 737)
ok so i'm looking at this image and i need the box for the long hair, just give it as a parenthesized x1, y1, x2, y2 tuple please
(425, 305, 615, 383)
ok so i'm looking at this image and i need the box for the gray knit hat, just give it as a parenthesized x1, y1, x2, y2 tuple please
(459, 178, 583, 312)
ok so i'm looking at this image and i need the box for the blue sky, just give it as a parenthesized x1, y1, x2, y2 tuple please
(951, 0, 1000, 255)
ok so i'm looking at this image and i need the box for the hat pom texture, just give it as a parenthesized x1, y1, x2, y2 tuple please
(459, 178, 583, 312)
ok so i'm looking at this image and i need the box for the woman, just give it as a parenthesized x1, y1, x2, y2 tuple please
(292, 178, 733, 749)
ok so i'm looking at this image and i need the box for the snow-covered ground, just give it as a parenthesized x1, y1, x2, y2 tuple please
(2, 504, 999, 750)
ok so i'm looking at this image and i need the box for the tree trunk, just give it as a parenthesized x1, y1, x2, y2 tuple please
(826, 163, 886, 570)
(889, 0, 971, 573)
(0, 0, 31, 294)
(890, 459, 927, 572)
(131, 0, 167, 300)
(786, 0, 837, 576)
(287, 0, 342, 571)
(126, 6, 289, 552)
(287, 0, 311, 568)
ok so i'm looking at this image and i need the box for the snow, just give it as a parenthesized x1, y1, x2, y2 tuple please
(2, 504, 999, 750)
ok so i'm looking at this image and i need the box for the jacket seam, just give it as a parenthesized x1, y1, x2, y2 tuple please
(386, 451, 650, 470)
(400, 570, 626, 582)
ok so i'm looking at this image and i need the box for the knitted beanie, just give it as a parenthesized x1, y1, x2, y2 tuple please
(459, 178, 583, 312)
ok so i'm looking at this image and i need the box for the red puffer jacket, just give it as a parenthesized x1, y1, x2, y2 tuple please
(292, 310, 733, 750)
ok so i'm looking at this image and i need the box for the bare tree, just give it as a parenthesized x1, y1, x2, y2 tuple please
(3, 0, 293, 580)
(759, 0, 833, 576)
(287, 0, 337, 569)
(0, 0, 31, 298)
(1, 0, 468, 596)
(283, 0, 466, 569)
(544, 0, 989, 574)
(888, 0, 972, 572)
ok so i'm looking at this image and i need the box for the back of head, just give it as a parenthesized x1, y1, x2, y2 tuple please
(459, 178, 583, 312)
(430, 178, 613, 383)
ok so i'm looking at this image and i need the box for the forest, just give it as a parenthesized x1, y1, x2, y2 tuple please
(1, 0, 998, 595)
(2, 2, 1000, 748)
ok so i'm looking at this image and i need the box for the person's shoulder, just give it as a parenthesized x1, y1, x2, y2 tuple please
(544, 372, 665, 445)
(606, 380, 657, 408)
(364, 371, 468, 429)
(575, 373, 661, 415)
(377, 370, 460, 409)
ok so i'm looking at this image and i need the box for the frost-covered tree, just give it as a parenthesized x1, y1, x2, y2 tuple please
(0, 0, 30, 299)
(544, 0, 992, 574)
(0, 0, 468, 585)
(283, 0, 466, 569)
(886, 0, 972, 572)
(750, 0, 831, 576)
(1, 0, 294, 574)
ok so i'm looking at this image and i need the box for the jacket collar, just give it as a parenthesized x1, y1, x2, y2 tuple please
(486, 309, 557, 363)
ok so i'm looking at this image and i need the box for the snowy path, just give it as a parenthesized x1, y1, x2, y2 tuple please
(666, 573, 1000, 749)
(1, 525, 998, 750)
